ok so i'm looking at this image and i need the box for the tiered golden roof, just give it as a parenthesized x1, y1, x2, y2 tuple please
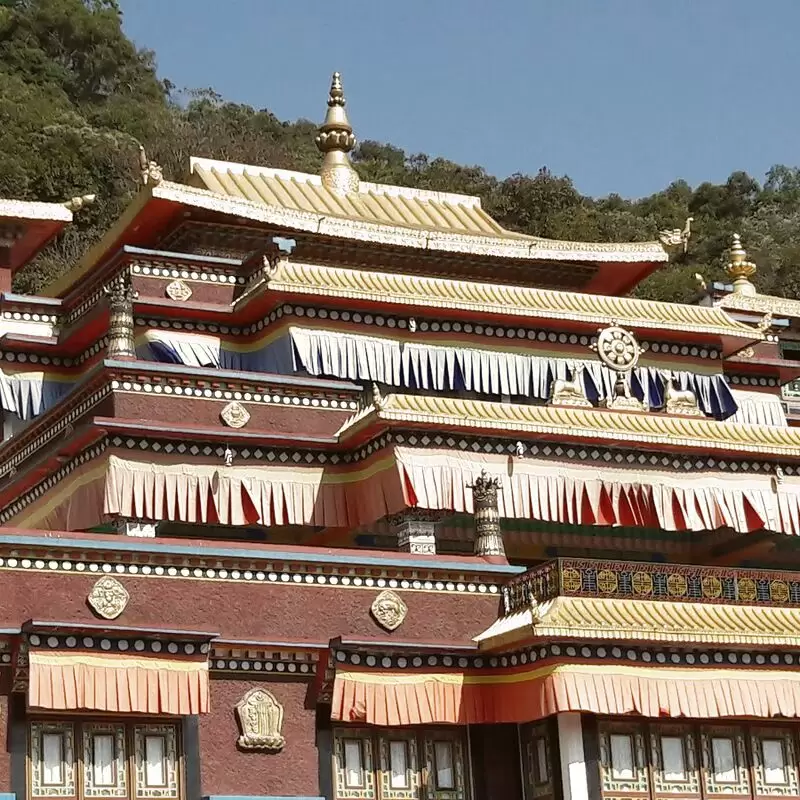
(476, 596, 800, 649)
(190, 158, 510, 238)
(338, 391, 800, 456)
(261, 260, 759, 339)
(186, 72, 669, 264)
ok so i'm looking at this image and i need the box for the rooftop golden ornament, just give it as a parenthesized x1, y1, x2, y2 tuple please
(315, 72, 359, 195)
(138, 145, 163, 187)
(658, 217, 693, 254)
(727, 233, 757, 295)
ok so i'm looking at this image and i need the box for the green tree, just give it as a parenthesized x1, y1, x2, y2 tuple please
(5, 1, 800, 303)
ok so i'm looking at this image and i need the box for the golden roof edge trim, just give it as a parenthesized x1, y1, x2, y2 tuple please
(190, 156, 486, 209)
(718, 291, 800, 319)
(265, 261, 759, 339)
(160, 180, 669, 263)
(336, 391, 800, 456)
(476, 596, 800, 649)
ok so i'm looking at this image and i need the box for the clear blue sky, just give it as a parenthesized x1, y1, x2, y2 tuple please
(120, 0, 799, 200)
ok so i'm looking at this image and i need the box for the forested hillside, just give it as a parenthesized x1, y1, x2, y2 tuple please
(3, 0, 800, 302)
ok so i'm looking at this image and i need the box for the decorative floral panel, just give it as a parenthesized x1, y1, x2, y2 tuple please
(751, 728, 800, 797)
(82, 724, 127, 798)
(598, 723, 649, 798)
(650, 724, 700, 797)
(700, 727, 750, 797)
(30, 722, 76, 798)
(133, 725, 180, 800)
(333, 730, 376, 800)
(378, 732, 420, 800)
(422, 733, 467, 800)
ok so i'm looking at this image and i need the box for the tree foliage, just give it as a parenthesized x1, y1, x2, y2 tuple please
(4, 0, 800, 302)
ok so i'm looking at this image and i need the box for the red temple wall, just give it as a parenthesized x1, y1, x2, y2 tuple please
(0, 676, 9, 794)
(0, 570, 499, 644)
(113, 393, 351, 437)
(133, 277, 237, 306)
(200, 676, 318, 797)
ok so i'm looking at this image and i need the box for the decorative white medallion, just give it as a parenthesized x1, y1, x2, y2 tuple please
(235, 688, 286, 751)
(165, 279, 192, 302)
(87, 577, 130, 620)
(370, 590, 408, 632)
(220, 401, 250, 428)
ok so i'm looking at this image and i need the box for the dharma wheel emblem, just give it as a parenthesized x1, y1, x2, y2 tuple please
(87, 577, 129, 620)
(594, 325, 642, 372)
(235, 688, 286, 751)
(370, 590, 408, 632)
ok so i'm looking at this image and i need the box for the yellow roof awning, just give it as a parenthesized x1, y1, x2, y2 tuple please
(476, 595, 800, 650)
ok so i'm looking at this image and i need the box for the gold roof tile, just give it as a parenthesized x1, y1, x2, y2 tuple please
(718, 291, 800, 319)
(338, 392, 800, 456)
(476, 596, 800, 649)
(263, 260, 759, 341)
(188, 157, 668, 263)
(190, 157, 507, 237)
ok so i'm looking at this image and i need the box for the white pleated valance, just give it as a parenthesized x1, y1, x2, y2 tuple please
(141, 328, 738, 419)
(727, 389, 788, 427)
(138, 330, 294, 373)
(12, 447, 800, 536)
(14, 452, 407, 532)
(0, 371, 71, 421)
(394, 448, 800, 536)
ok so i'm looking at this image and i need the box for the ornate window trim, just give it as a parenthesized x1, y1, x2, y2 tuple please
(521, 721, 554, 800)
(333, 728, 376, 800)
(133, 724, 180, 799)
(649, 723, 700, 796)
(82, 723, 128, 798)
(30, 722, 76, 798)
(28, 719, 181, 800)
(333, 727, 469, 800)
(751, 727, 800, 797)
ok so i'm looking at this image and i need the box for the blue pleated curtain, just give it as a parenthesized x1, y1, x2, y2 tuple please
(140, 328, 739, 420)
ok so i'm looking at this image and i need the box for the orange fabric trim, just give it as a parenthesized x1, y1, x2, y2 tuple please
(29, 651, 209, 715)
(331, 665, 800, 725)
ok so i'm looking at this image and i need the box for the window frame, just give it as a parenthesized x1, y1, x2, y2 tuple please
(333, 726, 469, 800)
(27, 717, 183, 800)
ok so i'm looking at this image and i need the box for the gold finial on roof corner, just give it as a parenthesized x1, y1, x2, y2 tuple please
(658, 217, 693, 254)
(726, 233, 757, 296)
(315, 71, 359, 195)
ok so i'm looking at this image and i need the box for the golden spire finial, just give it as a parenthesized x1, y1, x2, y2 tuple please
(329, 71, 346, 106)
(315, 72, 359, 195)
(726, 233, 757, 296)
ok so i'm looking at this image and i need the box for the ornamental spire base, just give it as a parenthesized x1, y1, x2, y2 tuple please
(469, 471, 505, 558)
(104, 272, 137, 360)
(315, 72, 359, 195)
